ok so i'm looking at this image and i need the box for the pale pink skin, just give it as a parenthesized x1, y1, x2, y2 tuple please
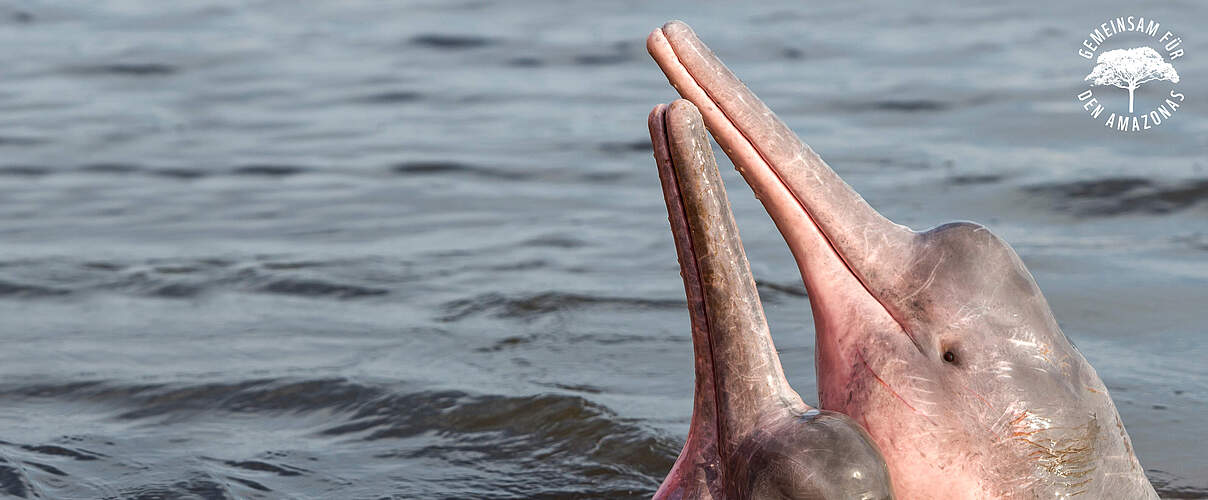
(649, 101, 892, 500)
(648, 21, 1158, 500)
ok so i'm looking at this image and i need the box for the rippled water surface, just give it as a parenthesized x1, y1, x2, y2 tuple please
(1, 1, 1206, 498)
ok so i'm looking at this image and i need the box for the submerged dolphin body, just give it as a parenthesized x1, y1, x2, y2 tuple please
(648, 21, 1158, 500)
(649, 100, 893, 499)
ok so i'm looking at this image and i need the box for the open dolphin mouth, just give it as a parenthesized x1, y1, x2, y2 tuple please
(646, 21, 924, 358)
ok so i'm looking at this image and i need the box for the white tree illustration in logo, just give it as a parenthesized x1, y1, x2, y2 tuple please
(1084, 47, 1180, 113)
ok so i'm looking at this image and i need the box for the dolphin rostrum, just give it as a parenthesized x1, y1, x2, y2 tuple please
(649, 99, 893, 500)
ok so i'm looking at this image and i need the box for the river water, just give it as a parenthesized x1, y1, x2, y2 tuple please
(0, 1, 1204, 498)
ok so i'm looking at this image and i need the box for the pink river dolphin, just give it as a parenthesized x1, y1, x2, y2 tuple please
(646, 20, 1158, 500)
(650, 100, 894, 499)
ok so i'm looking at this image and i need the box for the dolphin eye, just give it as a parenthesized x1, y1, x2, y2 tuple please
(943, 350, 956, 363)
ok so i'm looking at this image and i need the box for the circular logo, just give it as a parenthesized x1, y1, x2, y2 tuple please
(1075, 16, 1185, 132)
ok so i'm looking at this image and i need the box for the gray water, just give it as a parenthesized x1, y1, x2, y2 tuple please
(0, 1, 1205, 498)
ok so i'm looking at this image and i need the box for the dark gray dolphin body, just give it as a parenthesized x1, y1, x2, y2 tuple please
(649, 100, 893, 500)
(647, 20, 1158, 500)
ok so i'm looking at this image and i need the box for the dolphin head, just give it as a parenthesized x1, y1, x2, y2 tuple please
(816, 219, 1119, 497)
(648, 20, 1158, 499)
(650, 99, 893, 500)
